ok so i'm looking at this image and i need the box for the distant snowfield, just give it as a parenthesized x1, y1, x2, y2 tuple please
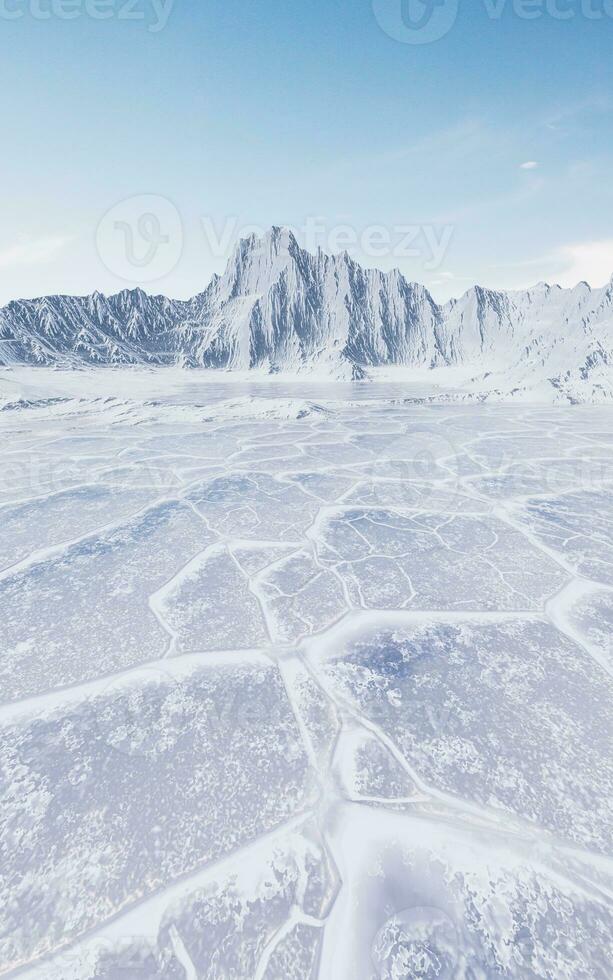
(0, 361, 593, 411)
(1, 372, 612, 979)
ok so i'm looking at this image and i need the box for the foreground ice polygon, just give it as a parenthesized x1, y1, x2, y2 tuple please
(0, 501, 214, 703)
(313, 510, 568, 610)
(0, 656, 315, 970)
(316, 616, 613, 852)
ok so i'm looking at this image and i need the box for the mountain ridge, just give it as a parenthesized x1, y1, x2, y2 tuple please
(1, 227, 613, 400)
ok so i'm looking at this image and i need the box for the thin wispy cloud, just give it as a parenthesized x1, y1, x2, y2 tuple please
(520, 161, 539, 170)
(541, 96, 611, 133)
(555, 240, 613, 289)
(495, 240, 613, 290)
(0, 236, 72, 270)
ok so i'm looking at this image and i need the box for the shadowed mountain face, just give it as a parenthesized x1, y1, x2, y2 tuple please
(1, 227, 612, 393)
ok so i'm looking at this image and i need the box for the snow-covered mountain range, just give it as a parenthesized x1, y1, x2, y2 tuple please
(1, 226, 612, 400)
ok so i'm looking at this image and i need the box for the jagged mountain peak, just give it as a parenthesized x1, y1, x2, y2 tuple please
(229, 225, 304, 266)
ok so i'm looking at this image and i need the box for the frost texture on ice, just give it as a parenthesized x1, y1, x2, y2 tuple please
(0, 501, 214, 702)
(1, 374, 612, 979)
(313, 509, 568, 610)
(0, 658, 315, 968)
(319, 617, 613, 851)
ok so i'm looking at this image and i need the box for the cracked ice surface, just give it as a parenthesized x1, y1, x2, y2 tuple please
(1, 657, 315, 969)
(0, 370, 612, 979)
(317, 616, 613, 852)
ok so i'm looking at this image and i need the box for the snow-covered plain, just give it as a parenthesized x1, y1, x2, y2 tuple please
(1, 368, 612, 979)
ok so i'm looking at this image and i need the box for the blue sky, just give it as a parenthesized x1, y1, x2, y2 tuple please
(1, 0, 612, 304)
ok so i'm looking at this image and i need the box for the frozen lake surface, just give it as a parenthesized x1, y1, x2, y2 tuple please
(1, 369, 612, 979)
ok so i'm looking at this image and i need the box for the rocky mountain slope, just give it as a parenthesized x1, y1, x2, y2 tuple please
(1, 227, 612, 399)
